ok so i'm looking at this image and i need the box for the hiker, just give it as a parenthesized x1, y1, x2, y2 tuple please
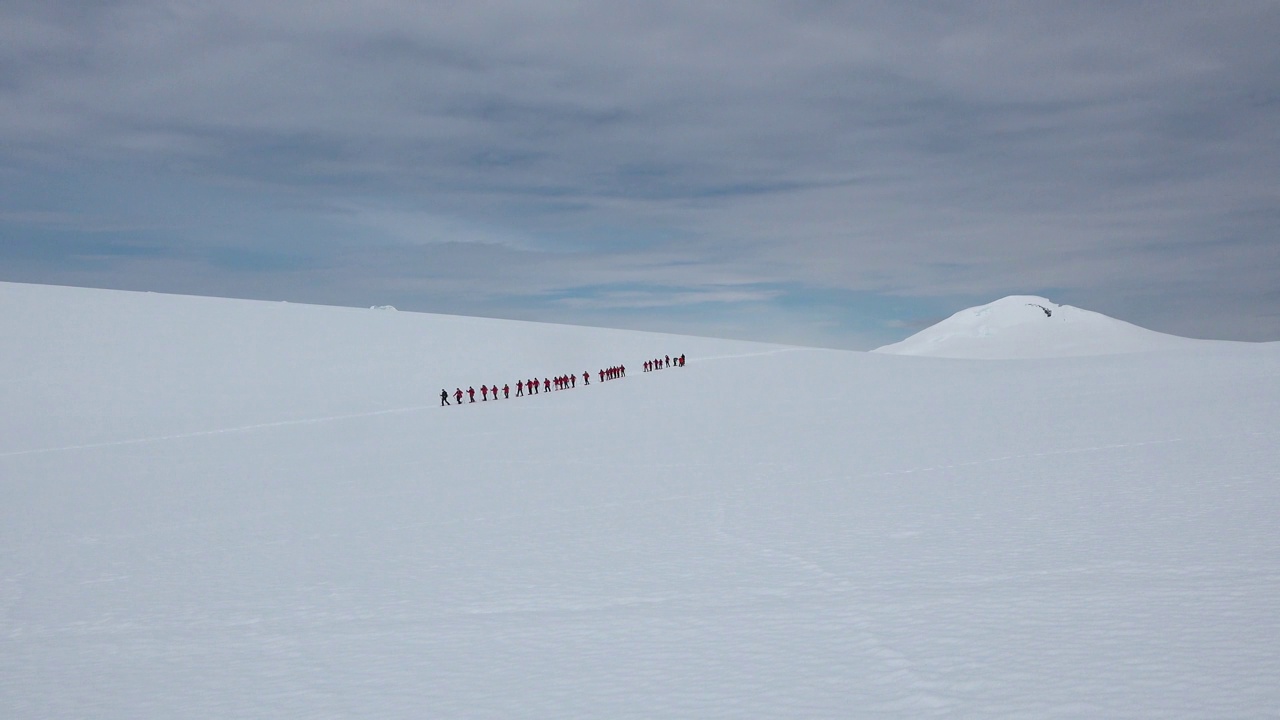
(468, 386, 476, 403)
(503, 384, 510, 399)
(455, 388, 463, 405)
(516, 380, 524, 397)
(543, 377, 551, 393)
(481, 385, 489, 401)
(583, 371, 590, 385)
(441, 389, 450, 406)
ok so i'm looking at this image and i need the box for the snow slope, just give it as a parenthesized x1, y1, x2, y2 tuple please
(3, 282, 1279, 718)
(874, 295, 1207, 358)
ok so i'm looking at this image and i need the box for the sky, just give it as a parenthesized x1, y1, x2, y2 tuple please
(2, 1, 1278, 349)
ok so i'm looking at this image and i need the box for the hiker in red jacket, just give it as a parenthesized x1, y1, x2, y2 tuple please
(583, 371, 590, 385)
(467, 386, 476, 403)
(503, 384, 510, 399)
(455, 388, 463, 405)
(543, 377, 551, 393)
(516, 380, 524, 397)
(481, 385, 489, 401)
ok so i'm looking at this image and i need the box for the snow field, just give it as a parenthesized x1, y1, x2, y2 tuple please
(2, 282, 1279, 718)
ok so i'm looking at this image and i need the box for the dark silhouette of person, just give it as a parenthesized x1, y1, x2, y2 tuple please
(517, 380, 524, 396)
(441, 389, 450, 406)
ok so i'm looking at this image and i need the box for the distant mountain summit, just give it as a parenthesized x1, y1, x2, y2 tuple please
(873, 295, 1202, 359)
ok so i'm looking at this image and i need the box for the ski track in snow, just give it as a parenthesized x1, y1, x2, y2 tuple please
(0, 404, 442, 459)
(688, 347, 807, 362)
(0, 347, 795, 460)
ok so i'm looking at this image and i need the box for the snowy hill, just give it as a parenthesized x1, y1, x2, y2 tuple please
(874, 295, 1205, 358)
(3, 282, 1280, 718)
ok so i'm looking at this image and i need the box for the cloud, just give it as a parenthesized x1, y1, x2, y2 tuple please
(2, 1, 1278, 346)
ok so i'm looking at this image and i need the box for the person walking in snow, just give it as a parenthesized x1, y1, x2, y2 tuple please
(467, 386, 476, 403)
(516, 380, 524, 397)
(503, 384, 510, 399)
(543, 378, 551, 393)
(481, 385, 489, 401)
(455, 388, 463, 405)
(441, 389, 450, 406)
(583, 371, 590, 385)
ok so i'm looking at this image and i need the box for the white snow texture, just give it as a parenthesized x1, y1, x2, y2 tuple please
(2, 282, 1278, 718)
(873, 295, 1208, 358)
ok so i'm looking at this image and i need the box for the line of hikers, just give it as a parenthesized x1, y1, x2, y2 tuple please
(441, 364, 633, 406)
(644, 354, 685, 372)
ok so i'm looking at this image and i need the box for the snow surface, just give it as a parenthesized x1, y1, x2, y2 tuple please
(873, 295, 1209, 359)
(3, 281, 1279, 718)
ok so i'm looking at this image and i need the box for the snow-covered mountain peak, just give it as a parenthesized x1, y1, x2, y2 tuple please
(874, 295, 1202, 359)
